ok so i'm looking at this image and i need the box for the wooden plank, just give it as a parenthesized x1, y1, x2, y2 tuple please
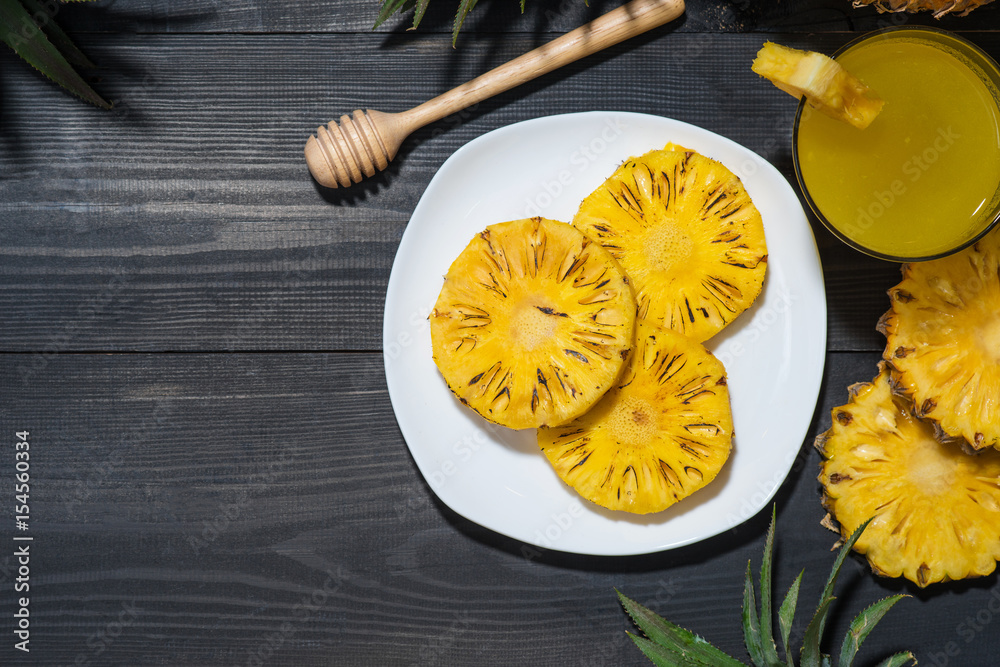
(1, 31, 930, 353)
(50, 0, 997, 34)
(0, 351, 995, 664)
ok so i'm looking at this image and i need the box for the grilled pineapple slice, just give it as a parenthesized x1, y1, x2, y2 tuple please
(430, 217, 636, 430)
(573, 149, 767, 343)
(752, 42, 884, 129)
(879, 230, 1000, 450)
(817, 366, 1000, 587)
(538, 321, 733, 514)
(853, 0, 993, 17)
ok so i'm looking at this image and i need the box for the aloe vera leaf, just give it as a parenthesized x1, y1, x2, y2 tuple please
(452, 0, 479, 46)
(778, 570, 803, 667)
(800, 597, 833, 667)
(0, 0, 110, 108)
(801, 518, 874, 667)
(837, 595, 908, 667)
(20, 0, 93, 68)
(374, 0, 414, 28)
(618, 591, 745, 667)
(742, 561, 766, 667)
(759, 508, 782, 666)
(872, 652, 917, 667)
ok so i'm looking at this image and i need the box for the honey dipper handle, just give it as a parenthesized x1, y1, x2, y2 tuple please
(403, 0, 685, 129)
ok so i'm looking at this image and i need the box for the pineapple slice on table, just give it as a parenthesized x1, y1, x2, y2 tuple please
(817, 365, 1000, 587)
(430, 217, 636, 430)
(879, 230, 1000, 450)
(752, 42, 884, 129)
(538, 321, 733, 515)
(853, 0, 994, 17)
(573, 148, 767, 344)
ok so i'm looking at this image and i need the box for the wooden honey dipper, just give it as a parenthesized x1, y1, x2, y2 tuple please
(304, 0, 685, 188)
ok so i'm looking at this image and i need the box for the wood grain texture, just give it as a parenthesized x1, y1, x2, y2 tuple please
(0, 352, 996, 665)
(0, 31, 933, 353)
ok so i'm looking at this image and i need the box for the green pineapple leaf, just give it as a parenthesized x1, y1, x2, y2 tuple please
(758, 507, 783, 666)
(872, 653, 917, 667)
(778, 570, 803, 667)
(800, 518, 874, 667)
(621, 510, 910, 667)
(837, 595, 909, 667)
(452, 0, 479, 45)
(20, 0, 94, 68)
(374, 0, 416, 29)
(0, 0, 110, 108)
(742, 560, 766, 666)
(618, 590, 745, 666)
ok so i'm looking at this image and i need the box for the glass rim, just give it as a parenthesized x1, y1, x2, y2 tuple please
(791, 26, 1000, 263)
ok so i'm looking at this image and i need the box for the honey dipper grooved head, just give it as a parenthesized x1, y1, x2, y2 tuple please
(305, 109, 395, 189)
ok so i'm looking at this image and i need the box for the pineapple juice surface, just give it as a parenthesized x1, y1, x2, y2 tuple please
(795, 29, 1000, 260)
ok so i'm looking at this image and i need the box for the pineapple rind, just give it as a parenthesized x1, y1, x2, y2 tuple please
(818, 366, 1000, 587)
(880, 231, 1000, 450)
(853, 0, 994, 18)
(430, 217, 636, 430)
(538, 321, 733, 514)
(573, 149, 767, 343)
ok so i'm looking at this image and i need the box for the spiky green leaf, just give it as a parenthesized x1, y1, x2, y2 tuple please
(873, 652, 917, 667)
(618, 591, 745, 667)
(0, 0, 110, 108)
(759, 508, 782, 666)
(412, 0, 432, 28)
(452, 0, 479, 46)
(374, 0, 414, 28)
(20, 0, 93, 68)
(778, 570, 803, 667)
(800, 596, 833, 667)
(743, 561, 766, 667)
(628, 632, 714, 667)
(800, 518, 873, 667)
(837, 595, 908, 667)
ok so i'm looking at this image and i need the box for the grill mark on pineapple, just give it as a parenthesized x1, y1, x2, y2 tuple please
(655, 354, 687, 385)
(454, 337, 477, 353)
(704, 190, 728, 215)
(536, 306, 568, 317)
(535, 368, 553, 407)
(658, 460, 681, 488)
(701, 276, 744, 310)
(564, 349, 589, 364)
(677, 438, 711, 459)
(600, 464, 616, 488)
(572, 451, 593, 470)
(491, 385, 511, 412)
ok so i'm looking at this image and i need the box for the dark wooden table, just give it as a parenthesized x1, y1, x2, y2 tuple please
(2, 1, 999, 664)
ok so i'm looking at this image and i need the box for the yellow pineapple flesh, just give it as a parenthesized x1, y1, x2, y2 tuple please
(879, 229, 1000, 450)
(853, 0, 994, 17)
(538, 321, 733, 514)
(573, 148, 767, 343)
(752, 42, 884, 129)
(817, 365, 1000, 587)
(430, 217, 636, 430)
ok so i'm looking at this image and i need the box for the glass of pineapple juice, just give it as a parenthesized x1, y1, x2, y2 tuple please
(793, 27, 1000, 261)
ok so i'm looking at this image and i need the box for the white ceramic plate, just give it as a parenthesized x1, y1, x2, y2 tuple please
(383, 112, 826, 556)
